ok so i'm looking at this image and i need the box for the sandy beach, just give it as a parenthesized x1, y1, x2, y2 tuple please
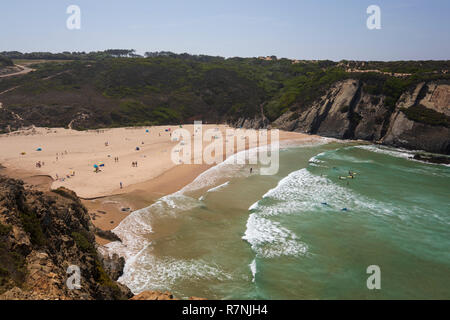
(0, 124, 320, 244)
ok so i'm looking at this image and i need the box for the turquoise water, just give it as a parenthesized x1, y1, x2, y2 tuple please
(107, 142, 450, 299)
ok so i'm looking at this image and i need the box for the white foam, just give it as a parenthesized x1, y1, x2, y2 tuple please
(206, 181, 230, 193)
(249, 259, 257, 283)
(106, 139, 330, 292)
(242, 213, 308, 258)
(119, 250, 232, 295)
(104, 194, 201, 259)
(354, 145, 416, 160)
(258, 168, 395, 217)
(242, 166, 413, 259)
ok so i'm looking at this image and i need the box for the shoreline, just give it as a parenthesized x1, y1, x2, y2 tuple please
(0, 125, 321, 244)
(86, 137, 323, 245)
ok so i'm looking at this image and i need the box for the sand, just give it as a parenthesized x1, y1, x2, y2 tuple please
(0, 124, 320, 244)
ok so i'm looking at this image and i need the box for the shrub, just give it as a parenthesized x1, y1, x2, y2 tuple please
(401, 105, 449, 127)
(72, 231, 95, 254)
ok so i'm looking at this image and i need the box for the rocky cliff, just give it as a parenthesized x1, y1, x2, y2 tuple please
(272, 80, 449, 154)
(0, 176, 132, 300)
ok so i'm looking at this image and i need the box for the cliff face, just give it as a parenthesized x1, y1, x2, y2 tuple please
(382, 83, 450, 153)
(272, 80, 449, 154)
(0, 176, 132, 300)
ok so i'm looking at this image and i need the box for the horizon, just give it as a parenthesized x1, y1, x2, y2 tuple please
(2, 49, 450, 63)
(1, 0, 449, 61)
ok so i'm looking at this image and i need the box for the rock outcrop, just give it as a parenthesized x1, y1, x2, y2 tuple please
(382, 82, 450, 153)
(0, 177, 132, 300)
(273, 80, 449, 154)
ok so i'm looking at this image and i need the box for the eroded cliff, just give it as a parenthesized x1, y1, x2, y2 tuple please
(272, 80, 449, 154)
(0, 176, 132, 300)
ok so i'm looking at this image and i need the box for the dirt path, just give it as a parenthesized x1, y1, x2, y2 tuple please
(0, 64, 34, 78)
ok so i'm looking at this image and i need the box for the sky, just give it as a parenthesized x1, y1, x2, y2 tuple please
(1, 0, 449, 61)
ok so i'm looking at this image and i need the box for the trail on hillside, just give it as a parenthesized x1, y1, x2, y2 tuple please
(0, 64, 34, 78)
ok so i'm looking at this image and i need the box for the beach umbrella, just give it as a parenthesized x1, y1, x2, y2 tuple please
(146, 129, 149, 133)
(99, 161, 105, 167)
(93, 164, 99, 168)
(36, 148, 42, 151)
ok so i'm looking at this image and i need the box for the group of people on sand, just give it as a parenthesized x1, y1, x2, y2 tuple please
(55, 150, 68, 161)
(132, 161, 138, 167)
(35, 161, 45, 168)
(114, 156, 119, 163)
(55, 171, 75, 182)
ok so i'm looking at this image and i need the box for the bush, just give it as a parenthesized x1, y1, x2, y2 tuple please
(340, 105, 349, 113)
(72, 231, 95, 254)
(0, 223, 12, 236)
(401, 105, 449, 127)
(19, 208, 46, 247)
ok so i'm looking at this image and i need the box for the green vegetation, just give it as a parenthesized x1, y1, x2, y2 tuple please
(345, 60, 450, 74)
(0, 52, 448, 131)
(0, 223, 12, 236)
(19, 206, 46, 247)
(0, 222, 27, 294)
(340, 105, 350, 113)
(401, 105, 450, 127)
(72, 231, 96, 254)
(0, 49, 139, 61)
(0, 56, 13, 67)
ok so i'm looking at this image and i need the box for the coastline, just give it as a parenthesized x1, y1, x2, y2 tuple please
(0, 125, 321, 245)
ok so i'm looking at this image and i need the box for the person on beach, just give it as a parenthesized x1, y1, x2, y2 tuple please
(250, 167, 253, 174)
(120, 182, 123, 189)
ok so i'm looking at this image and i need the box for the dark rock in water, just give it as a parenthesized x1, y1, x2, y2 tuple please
(0, 175, 132, 300)
(99, 253, 126, 281)
(413, 154, 450, 165)
(94, 227, 121, 242)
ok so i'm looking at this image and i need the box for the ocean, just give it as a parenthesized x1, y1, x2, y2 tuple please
(105, 141, 450, 299)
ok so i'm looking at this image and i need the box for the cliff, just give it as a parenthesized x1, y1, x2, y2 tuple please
(0, 176, 132, 300)
(272, 80, 449, 154)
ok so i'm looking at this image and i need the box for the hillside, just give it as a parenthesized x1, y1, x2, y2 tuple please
(0, 176, 132, 300)
(0, 52, 448, 153)
(0, 56, 13, 68)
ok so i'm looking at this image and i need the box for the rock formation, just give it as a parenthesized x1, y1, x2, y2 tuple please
(0, 176, 132, 300)
(272, 80, 449, 154)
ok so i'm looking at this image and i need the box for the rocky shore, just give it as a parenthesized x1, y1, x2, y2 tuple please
(0, 174, 209, 300)
(0, 175, 132, 299)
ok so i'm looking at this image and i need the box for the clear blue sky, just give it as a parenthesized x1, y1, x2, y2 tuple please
(1, 0, 449, 61)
